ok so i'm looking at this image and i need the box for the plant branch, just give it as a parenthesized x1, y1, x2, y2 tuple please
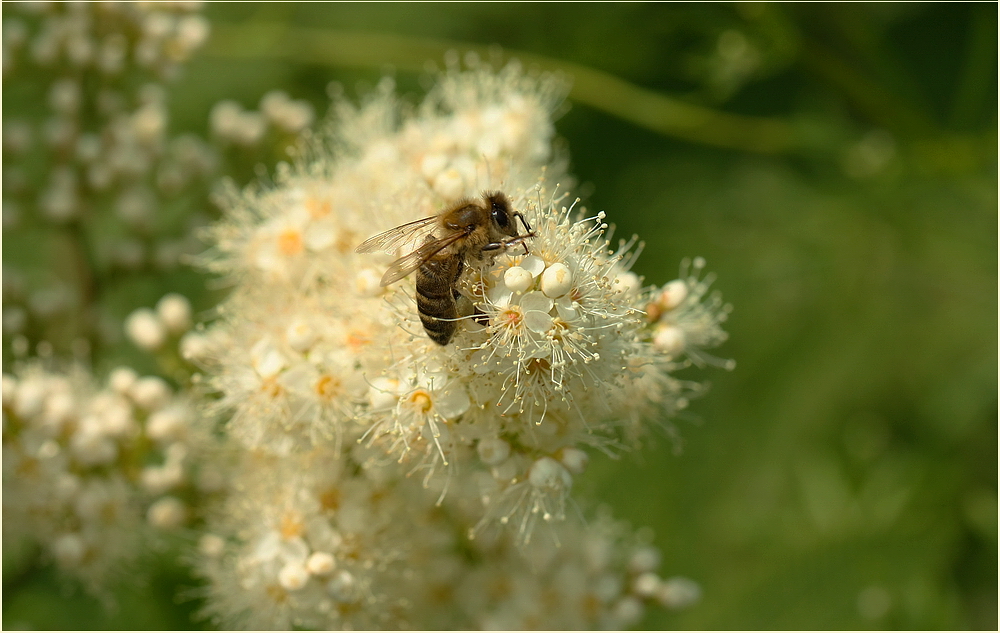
(202, 23, 800, 155)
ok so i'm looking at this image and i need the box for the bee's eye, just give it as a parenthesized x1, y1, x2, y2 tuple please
(492, 203, 510, 228)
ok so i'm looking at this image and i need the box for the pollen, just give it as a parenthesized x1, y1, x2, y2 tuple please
(319, 487, 341, 511)
(497, 305, 524, 328)
(314, 375, 341, 400)
(260, 377, 284, 399)
(405, 389, 434, 414)
(265, 583, 289, 604)
(277, 228, 304, 256)
(345, 330, 371, 351)
(305, 197, 332, 219)
(279, 512, 305, 539)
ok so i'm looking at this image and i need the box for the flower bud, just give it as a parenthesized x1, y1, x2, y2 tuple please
(504, 266, 533, 293)
(125, 308, 167, 351)
(540, 262, 573, 298)
(156, 293, 192, 334)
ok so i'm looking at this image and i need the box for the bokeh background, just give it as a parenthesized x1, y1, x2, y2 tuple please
(3, 2, 996, 630)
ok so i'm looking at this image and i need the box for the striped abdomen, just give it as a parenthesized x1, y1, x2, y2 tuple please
(415, 255, 462, 345)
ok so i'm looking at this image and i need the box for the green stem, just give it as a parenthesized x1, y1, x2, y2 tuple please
(202, 23, 800, 155)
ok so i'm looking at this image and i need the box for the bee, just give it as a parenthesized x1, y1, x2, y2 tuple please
(356, 191, 535, 345)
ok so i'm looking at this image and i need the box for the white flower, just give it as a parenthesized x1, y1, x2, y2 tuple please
(190, 59, 728, 628)
(125, 307, 166, 351)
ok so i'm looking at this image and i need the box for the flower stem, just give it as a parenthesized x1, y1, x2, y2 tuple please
(202, 23, 800, 154)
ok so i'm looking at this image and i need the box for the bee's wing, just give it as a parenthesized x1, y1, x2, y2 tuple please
(379, 231, 467, 286)
(355, 215, 440, 255)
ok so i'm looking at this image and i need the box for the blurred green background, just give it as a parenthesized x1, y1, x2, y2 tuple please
(3, 2, 996, 630)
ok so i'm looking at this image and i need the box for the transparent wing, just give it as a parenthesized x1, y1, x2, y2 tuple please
(355, 215, 440, 255)
(380, 231, 467, 286)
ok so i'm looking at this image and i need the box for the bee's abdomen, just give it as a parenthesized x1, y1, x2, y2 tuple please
(416, 258, 460, 345)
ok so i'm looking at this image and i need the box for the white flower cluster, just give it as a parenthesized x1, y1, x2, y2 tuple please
(211, 90, 316, 147)
(1, 361, 205, 594)
(196, 447, 697, 630)
(2, 2, 215, 353)
(190, 57, 731, 628)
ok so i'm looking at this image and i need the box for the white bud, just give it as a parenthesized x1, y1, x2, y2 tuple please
(633, 572, 662, 597)
(250, 339, 287, 379)
(146, 407, 188, 443)
(147, 496, 186, 530)
(477, 437, 511, 466)
(503, 266, 534, 293)
(659, 280, 688, 312)
(306, 551, 336, 576)
(279, 561, 310, 591)
(52, 533, 86, 567)
(540, 262, 574, 298)
(652, 325, 686, 357)
(657, 576, 701, 609)
(179, 331, 211, 362)
(210, 100, 243, 139)
(234, 111, 266, 146)
(132, 103, 166, 144)
(326, 570, 356, 602)
(355, 268, 384, 296)
(142, 12, 174, 38)
(129, 376, 172, 411)
(199, 534, 226, 558)
(37, 439, 60, 459)
(125, 308, 166, 351)
(175, 14, 210, 51)
(41, 391, 75, 430)
(629, 545, 662, 574)
(48, 79, 81, 115)
(93, 395, 135, 437)
(156, 293, 192, 334)
(70, 429, 118, 466)
(368, 377, 400, 411)
(108, 366, 138, 394)
(613, 596, 644, 626)
(285, 319, 317, 353)
(141, 466, 169, 494)
(557, 447, 589, 475)
(613, 271, 641, 295)
(528, 456, 572, 491)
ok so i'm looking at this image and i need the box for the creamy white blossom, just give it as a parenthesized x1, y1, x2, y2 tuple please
(186, 58, 731, 628)
(1, 361, 204, 595)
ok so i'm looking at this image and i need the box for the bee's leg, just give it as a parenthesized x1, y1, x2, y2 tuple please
(482, 233, 536, 254)
(514, 213, 533, 255)
(514, 212, 533, 234)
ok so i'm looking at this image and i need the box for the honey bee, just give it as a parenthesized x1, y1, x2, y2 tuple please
(356, 191, 535, 345)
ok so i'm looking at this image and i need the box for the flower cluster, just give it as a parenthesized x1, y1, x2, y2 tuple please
(1, 2, 216, 360)
(186, 56, 732, 627)
(1, 360, 206, 595)
(211, 90, 315, 147)
(195, 447, 698, 630)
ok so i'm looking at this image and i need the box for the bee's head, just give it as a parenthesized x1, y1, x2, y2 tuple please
(485, 191, 516, 237)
